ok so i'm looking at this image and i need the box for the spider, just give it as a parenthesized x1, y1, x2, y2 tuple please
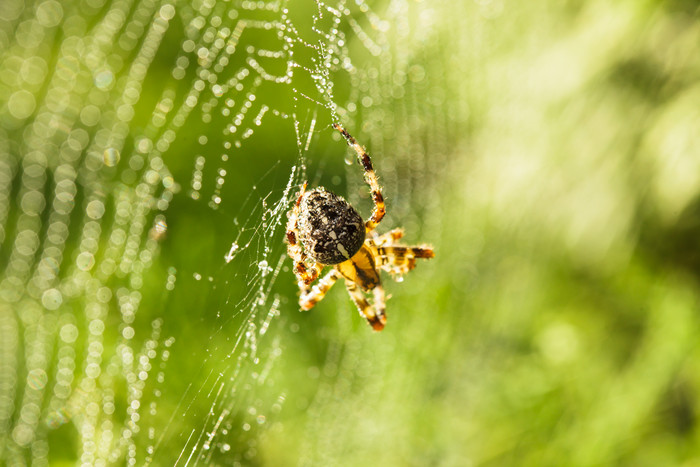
(285, 124, 435, 331)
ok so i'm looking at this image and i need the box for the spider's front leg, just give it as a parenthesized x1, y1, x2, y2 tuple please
(333, 124, 386, 233)
(286, 182, 322, 285)
(299, 269, 341, 310)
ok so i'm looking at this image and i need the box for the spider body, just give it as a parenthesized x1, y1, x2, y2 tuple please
(285, 124, 434, 331)
(296, 188, 365, 265)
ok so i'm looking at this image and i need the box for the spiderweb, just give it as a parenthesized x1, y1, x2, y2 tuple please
(6, 0, 700, 465)
(0, 0, 454, 464)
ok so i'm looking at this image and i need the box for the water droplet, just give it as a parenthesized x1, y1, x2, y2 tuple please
(258, 260, 271, 276)
(224, 242, 239, 263)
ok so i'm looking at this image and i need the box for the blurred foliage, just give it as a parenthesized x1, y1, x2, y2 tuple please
(2, 0, 700, 466)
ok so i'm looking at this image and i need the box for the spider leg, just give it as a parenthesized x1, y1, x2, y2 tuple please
(377, 245, 435, 276)
(286, 182, 322, 285)
(369, 228, 404, 247)
(299, 269, 341, 311)
(345, 281, 387, 331)
(333, 124, 386, 233)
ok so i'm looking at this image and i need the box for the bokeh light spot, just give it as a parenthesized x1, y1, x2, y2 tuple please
(59, 323, 79, 343)
(103, 148, 120, 167)
(8, 90, 36, 120)
(41, 288, 63, 310)
(35, 0, 63, 27)
(26, 369, 48, 390)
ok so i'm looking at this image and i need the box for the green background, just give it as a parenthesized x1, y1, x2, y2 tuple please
(2, 0, 700, 465)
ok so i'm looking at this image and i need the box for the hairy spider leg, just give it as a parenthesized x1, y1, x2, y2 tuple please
(370, 228, 404, 247)
(372, 285, 386, 327)
(333, 124, 386, 233)
(377, 245, 435, 276)
(286, 182, 322, 285)
(345, 280, 387, 331)
(299, 269, 341, 311)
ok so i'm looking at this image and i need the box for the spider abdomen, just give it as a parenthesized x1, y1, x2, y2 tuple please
(297, 188, 365, 265)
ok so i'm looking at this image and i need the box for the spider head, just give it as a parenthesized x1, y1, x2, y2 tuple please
(297, 188, 365, 265)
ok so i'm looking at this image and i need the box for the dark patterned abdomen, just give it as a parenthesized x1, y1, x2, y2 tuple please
(297, 188, 365, 265)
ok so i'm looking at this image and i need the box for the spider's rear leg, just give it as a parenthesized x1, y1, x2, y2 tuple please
(345, 281, 387, 331)
(370, 228, 404, 247)
(333, 124, 386, 232)
(299, 269, 341, 310)
(377, 245, 435, 276)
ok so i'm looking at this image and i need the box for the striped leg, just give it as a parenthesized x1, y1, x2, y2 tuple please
(377, 245, 435, 276)
(300, 269, 341, 311)
(333, 124, 386, 232)
(370, 228, 404, 247)
(345, 281, 387, 331)
(286, 182, 321, 285)
(373, 285, 386, 328)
